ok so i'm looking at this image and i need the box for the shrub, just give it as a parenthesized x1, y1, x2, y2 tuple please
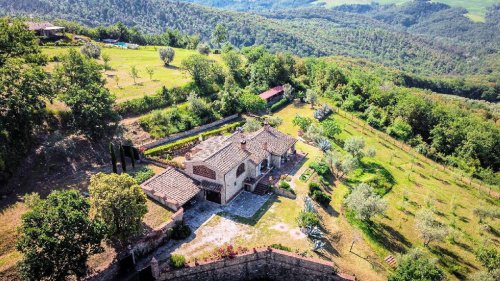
(297, 210, 320, 228)
(312, 191, 331, 206)
(316, 137, 332, 152)
(80, 42, 101, 59)
(129, 167, 155, 184)
(279, 181, 290, 189)
(308, 182, 321, 195)
(171, 221, 192, 240)
(270, 244, 291, 252)
(309, 161, 330, 176)
(170, 254, 185, 268)
(197, 43, 210, 55)
(270, 98, 289, 112)
(314, 104, 333, 121)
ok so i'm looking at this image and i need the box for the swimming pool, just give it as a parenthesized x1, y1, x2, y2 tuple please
(115, 42, 128, 48)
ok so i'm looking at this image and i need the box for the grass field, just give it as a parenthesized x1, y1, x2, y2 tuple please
(315, 0, 498, 21)
(42, 46, 222, 103)
(275, 102, 498, 279)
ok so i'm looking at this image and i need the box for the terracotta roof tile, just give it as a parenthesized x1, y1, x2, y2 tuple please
(259, 85, 284, 100)
(141, 167, 200, 206)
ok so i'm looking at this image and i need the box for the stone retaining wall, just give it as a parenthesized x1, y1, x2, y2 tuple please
(133, 208, 184, 256)
(153, 248, 355, 281)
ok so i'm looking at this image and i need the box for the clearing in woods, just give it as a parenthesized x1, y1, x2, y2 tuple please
(42, 46, 222, 103)
(315, 0, 497, 22)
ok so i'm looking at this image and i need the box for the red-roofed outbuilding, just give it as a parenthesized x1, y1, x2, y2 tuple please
(259, 85, 284, 104)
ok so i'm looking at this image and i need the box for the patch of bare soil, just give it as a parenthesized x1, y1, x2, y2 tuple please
(120, 116, 153, 146)
(0, 129, 125, 210)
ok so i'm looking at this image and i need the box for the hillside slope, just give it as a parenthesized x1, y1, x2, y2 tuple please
(0, 0, 497, 76)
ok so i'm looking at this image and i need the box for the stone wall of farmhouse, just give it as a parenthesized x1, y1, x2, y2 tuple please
(153, 248, 355, 281)
(271, 155, 282, 169)
(223, 159, 249, 204)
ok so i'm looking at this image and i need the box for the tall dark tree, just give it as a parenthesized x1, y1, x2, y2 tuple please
(119, 144, 127, 173)
(109, 143, 117, 174)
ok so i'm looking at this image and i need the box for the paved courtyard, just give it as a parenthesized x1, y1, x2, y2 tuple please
(222, 191, 272, 218)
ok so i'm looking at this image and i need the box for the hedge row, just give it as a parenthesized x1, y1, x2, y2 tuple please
(270, 98, 289, 112)
(144, 121, 244, 157)
(116, 84, 195, 116)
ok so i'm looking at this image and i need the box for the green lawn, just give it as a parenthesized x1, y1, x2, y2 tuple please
(42, 46, 222, 103)
(273, 102, 499, 280)
(315, 0, 497, 21)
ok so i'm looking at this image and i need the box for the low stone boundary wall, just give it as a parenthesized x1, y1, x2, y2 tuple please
(83, 209, 184, 281)
(141, 114, 239, 150)
(152, 248, 355, 281)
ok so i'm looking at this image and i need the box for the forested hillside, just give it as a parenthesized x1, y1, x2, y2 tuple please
(0, 0, 498, 78)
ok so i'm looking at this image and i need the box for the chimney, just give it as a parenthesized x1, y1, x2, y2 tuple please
(262, 142, 268, 151)
(240, 139, 247, 151)
(185, 152, 191, 160)
(263, 121, 270, 130)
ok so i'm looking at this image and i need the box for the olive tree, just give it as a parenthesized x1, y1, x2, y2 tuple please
(159, 47, 175, 66)
(345, 183, 387, 222)
(80, 42, 101, 59)
(344, 137, 366, 159)
(414, 209, 448, 247)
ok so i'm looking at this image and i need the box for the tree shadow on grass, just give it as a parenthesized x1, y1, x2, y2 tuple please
(430, 246, 477, 279)
(347, 212, 411, 254)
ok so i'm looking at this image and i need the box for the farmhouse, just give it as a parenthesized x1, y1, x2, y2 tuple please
(26, 22, 65, 39)
(259, 85, 284, 105)
(141, 124, 297, 209)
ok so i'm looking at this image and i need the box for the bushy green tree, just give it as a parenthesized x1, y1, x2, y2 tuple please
(243, 119, 262, 133)
(222, 50, 242, 77)
(211, 23, 228, 48)
(56, 49, 117, 139)
(16, 190, 105, 281)
(321, 119, 341, 139)
(305, 89, 319, 108)
(0, 18, 53, 179)
(89, 173, 148, 241)
(181, 54, 217, 90)
(292, 115, 313, 131)
(239, 93, 266, 114)
(388, 248, 444, 281)
(387, 117, 413, 141)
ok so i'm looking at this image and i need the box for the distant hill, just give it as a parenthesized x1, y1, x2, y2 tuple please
(0, 0, 498, 77)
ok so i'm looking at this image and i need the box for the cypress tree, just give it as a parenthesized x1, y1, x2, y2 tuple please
(109, 143, 117, 174)
(119, 144, 127, 173)
(128, 146, 136, 169)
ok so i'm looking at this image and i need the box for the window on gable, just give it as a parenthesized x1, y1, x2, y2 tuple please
(236, 163, 245, 177)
